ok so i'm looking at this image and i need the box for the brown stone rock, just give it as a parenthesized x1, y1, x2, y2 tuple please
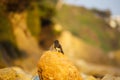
(0, 68, 17, 80)
(102, 74, 120, 80)
(38, 51, 82, 80)
(85, 76, 97, 80)
(0, 67, 32, 80)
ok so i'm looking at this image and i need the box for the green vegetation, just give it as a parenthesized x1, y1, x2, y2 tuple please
(27, 1, 56, 37)
(27, 2, 41, 37)
(0, 6, 15, 44)
(55, 5, 120, 52)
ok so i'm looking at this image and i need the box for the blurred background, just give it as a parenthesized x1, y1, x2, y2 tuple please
(0, 0, 120, 78)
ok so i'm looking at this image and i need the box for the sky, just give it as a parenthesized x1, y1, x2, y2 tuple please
(63, 0, 120, 16)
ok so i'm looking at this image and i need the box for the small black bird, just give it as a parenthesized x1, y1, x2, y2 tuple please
(50, 40, 64, 54)
(54, 40, 64, 54)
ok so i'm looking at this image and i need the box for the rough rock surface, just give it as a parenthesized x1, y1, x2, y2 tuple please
(0, 67, 32, 80)
(38, 51, 82, 80)
(0, 68, 17, 80)
(102, 74, 120, 80)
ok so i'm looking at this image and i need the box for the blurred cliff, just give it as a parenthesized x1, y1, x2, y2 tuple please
(0, 0, 59, 71)
(0, 0, 120, 77)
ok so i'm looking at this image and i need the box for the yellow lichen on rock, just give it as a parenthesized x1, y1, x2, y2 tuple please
(0, 68, 17, 80)
(38, 51, 82, 80)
